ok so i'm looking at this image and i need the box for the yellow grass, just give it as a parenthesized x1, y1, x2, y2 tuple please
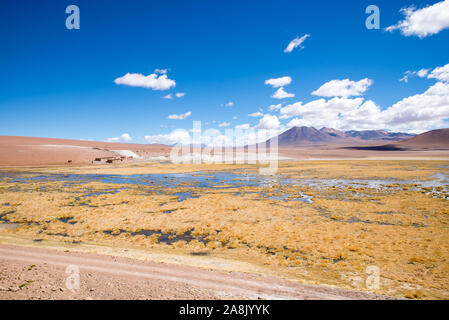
(0, 160, 448, 299)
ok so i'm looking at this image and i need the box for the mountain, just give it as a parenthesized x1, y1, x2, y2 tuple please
(396, 128, 449, 149)
(274, 126, 341, 146)
(345, 130, 414, 141)
(268, 126, 415, 147)
(320, 127, 348, 138)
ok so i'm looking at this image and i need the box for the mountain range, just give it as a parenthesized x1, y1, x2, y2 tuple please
(269, 126, 416, 147)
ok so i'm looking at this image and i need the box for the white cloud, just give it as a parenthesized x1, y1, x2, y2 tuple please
(154, 68, 168, 74)
(278, 64, 449, 133)
(280, 97, 383, 130)
(264, 76, 292, 88)
(248, 111, 264, 117)
(386, 0, 449, 38)
(286, 118, 305, 128)
(107, 133, 132, 143)
(284, 34, 310, 53)
(312, 78, 373, 97)
(144, 130, 191, 145)
(163, 93, 173, 99)
(400, 68, 430, 82)
(268, 103, 282, 111)
(235, 123, 250, 130)
(381, 81, 449, 131)
(428, 63, 449, 82)
(175, 92, 185, 98)
(223, 101, 234, 107)
(280, 96, 365, 120)
(114, 72, 176, 90)
(218, 122, 230, 127)
(271, 87, 295, 99)
(167, 111, 192, 120)
(418, 68, 430, 78)
(232, 116, 238, 120)
(255, 114, 280, 129)
(144, 126, 283, 148)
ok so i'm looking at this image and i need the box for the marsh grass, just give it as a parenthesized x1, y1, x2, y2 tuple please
(0, 160, 448, 298)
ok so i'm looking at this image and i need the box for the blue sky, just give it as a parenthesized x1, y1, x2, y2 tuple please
(1, 0, 449, 144)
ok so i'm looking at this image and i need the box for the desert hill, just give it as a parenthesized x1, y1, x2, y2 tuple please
(396, 128, 449, 149)
(0, 136, 170, 166)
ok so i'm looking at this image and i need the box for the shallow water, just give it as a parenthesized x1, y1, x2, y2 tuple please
(1, 170, 448, 202)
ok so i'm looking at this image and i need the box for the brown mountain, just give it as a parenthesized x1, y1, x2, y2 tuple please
(274, 126, 341, 146)
(268, 126, 415, 147)
(397, 128, 449, 149)
(319, 127, 348, 138)
(345, 130, 414, 141)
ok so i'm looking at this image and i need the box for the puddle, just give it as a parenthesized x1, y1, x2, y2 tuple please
(0, 210, 20, 230)
(173, 191, 200, 202)
(0, 211, 14, 222)
(103, 228, 208, 245)
(346, 217, 396, 226)
(345, 217, 425, 227)
(46, 233, 69, 237)
(161, 209, 176, 214)
(58, 217, 77, 225)
(265, 192, 313, 203)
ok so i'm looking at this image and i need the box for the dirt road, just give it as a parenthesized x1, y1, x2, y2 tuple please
(0, 244, 392, 300)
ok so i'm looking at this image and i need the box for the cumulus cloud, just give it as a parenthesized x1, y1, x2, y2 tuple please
(167, 111, 191, 120)
(264, 76, 292, 88)
(428, 63, 449, 82)
(272, 87, 295, 99)
(154, 68, 168, 74)
(277, 65, 449, 133)
(280, 96, 366, 121)
(381, 81, 449, 131)
(312, 78, 373, 98)
(218, 122, 230, 127)
(248, 111, 264, 117)
(280, 97, 382, 130)
(284, 34, 310, 53)
(386, 0, 449, 38)
(268, 103, 282, 111)
(255, 114, 280, 130)
(222, 101, 234, 107)
(144, 130, 191, 145)
(175, 92, 185, 98)
(400, 69, 430, 82)
(114, 72, 176, 90)
(107, 133, 132, 143)
(145, 126, 283, 148)
(235, 123, 250, 130)
(163, 93, 173, 99)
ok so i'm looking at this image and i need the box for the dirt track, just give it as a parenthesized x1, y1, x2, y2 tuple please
(0, 244, 391, 300)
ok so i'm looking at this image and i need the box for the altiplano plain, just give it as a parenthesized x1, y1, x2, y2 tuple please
(2, 0, 449, 304)
(1, 158, 448, 299)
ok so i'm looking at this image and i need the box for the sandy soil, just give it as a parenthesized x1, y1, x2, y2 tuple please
(0, 136, 170, 166)
(1, 136, 448, 168)
(0, 243, 392, 300)
(278, 146, 449, 160)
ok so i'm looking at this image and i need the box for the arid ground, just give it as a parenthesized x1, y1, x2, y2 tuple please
(1, 158, 448, 300)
